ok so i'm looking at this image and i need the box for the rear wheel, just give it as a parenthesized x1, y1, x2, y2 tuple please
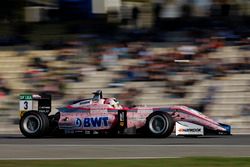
(146, 112, 174, 138)
(19, 111, 49, 138)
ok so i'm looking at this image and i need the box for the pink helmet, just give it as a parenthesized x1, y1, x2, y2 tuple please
(104, 98, 121, 109)
(105, 98, 116, 105)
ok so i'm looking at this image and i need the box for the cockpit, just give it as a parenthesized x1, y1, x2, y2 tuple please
(69, 90, 123, 109)
(92, 90, 122, 109)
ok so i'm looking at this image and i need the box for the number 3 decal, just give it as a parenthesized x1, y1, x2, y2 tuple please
(24, 101, 28, 110)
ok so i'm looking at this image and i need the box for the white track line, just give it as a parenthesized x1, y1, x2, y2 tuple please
(1, 156, 250, 160)
(0, 157, 181, 160)
(0, 145, 250, 160)
(0, 144, 250, 147)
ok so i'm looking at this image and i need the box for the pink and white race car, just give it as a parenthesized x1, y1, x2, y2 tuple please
(19, 90, 231, 138)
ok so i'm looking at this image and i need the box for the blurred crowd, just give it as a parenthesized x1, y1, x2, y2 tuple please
(92, 31, 250, 110)
(0, 0, 249, 121)
(0, 27, 250, 112)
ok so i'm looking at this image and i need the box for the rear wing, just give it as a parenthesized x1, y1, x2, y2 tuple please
(19, 94, 52, 117)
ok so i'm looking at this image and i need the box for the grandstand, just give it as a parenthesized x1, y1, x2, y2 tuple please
(0, 44, 249, 134)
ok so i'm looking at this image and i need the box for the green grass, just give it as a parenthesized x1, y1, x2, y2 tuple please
(1, 157, 250, 167)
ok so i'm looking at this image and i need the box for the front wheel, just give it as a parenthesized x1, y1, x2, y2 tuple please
(19, 111, 49, 138)
(146, 112, 174, 138)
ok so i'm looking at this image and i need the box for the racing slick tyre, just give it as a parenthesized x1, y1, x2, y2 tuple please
(19, 111, 49, 138)
(146, 112, 174, 138)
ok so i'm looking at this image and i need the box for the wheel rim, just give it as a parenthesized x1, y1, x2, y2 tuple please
(23, 115, 40, 134)
(149, 115, 168, 134)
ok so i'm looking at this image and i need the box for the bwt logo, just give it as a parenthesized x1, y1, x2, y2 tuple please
(75, 117, 109, 128)
(178, 128, 201, 132)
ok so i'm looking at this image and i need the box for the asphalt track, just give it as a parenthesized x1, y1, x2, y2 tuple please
(0, 134, 249, 159)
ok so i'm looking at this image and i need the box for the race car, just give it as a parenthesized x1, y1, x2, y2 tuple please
(19, 90, 231, 138)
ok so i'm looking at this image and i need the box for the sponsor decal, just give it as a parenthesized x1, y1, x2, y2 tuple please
(178, 128, 201, 132)
(20, 94, 33, 113)
(120, 122, 124, 127)
(75, 117, 109, 128)
(176, 121, 204, 136)
(119, 112, 125, 121)
(79, 100, 90, 105)
(20, 94, 32, 100)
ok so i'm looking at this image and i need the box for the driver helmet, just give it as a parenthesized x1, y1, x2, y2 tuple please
(104, 98, 122, 109)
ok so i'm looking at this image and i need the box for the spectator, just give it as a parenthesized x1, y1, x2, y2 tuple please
(132, 6, 140, 28)
(40, 78, 65, 100)
(29, 57, 48, 72)
(118, 88, 141, 107)
(196, 86, 218, 113)
(0, 77, 11, 98)
(153, 3, 162, 27)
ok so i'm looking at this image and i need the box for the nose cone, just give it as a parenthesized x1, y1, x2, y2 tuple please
(219, 123, 231, 134)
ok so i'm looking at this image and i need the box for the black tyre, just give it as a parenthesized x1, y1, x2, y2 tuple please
(19, 111, 49, 138)
(146, 112, 174, 138)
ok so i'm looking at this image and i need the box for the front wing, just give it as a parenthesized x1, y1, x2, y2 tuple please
(176, 121, 231, 136)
